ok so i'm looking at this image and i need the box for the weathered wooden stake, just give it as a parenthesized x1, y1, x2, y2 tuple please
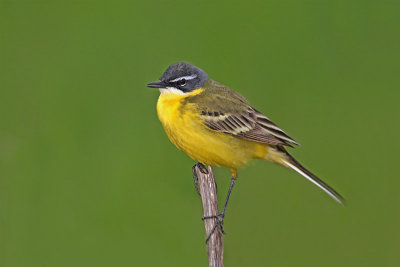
(194, 165, 224, 267)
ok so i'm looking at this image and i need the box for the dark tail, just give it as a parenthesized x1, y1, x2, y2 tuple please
(279, 148, 345, 205)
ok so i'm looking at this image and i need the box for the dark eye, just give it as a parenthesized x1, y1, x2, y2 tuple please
(177, 79, 186, 86)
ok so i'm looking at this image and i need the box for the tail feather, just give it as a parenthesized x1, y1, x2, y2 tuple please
(280, 150, 345, 205)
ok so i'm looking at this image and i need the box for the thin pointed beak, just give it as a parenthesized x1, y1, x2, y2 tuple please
(147, 80, 166, 88)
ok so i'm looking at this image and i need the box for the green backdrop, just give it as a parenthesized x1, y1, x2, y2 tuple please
(1, 1, 399, 266)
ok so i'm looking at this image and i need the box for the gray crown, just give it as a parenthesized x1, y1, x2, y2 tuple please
(160, 62, 209, 92)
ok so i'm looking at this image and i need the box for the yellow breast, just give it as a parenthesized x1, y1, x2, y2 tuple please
(156, 88, 269, 169)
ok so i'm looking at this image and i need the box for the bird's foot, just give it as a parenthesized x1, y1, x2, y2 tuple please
(202, 213, 226, 243)
(197, 163, 209, 174)
(192, 163, 209, 196)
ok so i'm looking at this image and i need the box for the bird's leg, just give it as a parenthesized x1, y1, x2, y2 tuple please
(220, 176, 237, 223)
(192, 163, 208, 196)
(202, 175, 237, 243)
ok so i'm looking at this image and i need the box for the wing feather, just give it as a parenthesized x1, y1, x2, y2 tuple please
(186, 80, 299, 146)
(199, 105, 298, 146)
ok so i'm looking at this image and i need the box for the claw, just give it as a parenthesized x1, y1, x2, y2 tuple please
(197, 163, 209, 174)
(192, 164, 201, 196)
(192, 163, 210, 196)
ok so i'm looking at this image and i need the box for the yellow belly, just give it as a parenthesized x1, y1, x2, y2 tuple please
(156, 89, 269, 170)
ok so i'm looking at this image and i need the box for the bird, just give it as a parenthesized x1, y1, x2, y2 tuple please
(147, 62, 345, 239)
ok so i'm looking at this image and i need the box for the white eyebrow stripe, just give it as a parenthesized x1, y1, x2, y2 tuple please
(169, 74, 197, 83)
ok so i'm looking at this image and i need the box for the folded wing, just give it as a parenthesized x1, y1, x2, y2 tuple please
(199, 104, 299, 147)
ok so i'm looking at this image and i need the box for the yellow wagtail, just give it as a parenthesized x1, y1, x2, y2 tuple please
(147, 62, 344, 238)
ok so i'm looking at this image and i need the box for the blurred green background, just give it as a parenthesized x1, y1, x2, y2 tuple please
(1, 1, 399, 266)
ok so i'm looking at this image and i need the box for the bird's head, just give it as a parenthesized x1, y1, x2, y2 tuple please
(147, 62, 209, 94)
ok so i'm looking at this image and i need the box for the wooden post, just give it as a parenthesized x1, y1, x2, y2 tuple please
(194, 165, 224, 267)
